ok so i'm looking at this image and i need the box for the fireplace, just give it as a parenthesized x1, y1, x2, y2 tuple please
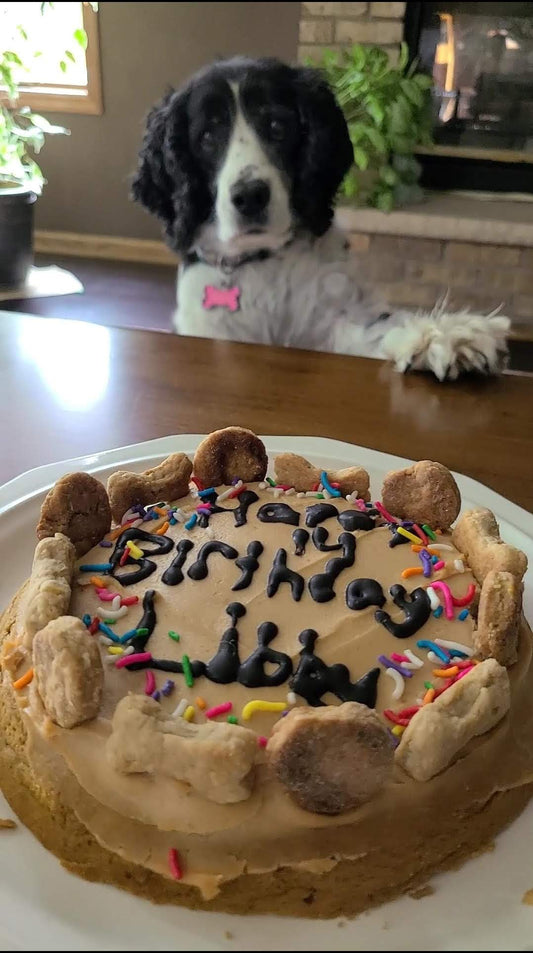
(404, 2, 533, 193)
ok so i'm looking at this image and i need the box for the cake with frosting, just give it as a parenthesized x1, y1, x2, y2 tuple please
(0, 426, 531, 919)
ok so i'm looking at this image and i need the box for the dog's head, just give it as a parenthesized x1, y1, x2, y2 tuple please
(132, 57, 353, 259)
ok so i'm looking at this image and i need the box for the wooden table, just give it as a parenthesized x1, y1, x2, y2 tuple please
(1, 311, 532, 512)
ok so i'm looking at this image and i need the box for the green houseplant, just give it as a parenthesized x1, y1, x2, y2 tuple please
(0, 5, 88, 287)
(318, 43, 433, 211)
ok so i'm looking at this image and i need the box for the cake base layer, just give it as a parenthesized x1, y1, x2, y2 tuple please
(2, 657, 533, 920)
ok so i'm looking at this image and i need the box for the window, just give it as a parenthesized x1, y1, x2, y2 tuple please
(1, 2, 102, 114)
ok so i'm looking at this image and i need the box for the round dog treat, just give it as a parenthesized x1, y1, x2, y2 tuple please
(381, 460, 461, 530)
(268, 703, 394, 814)
(107, 452, 193, 523)
(193, 427, 268, 487)
(37, 472, 112, 557)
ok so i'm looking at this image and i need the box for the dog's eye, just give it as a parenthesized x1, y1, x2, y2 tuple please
(200, 129, 216, 150)
(268, 118, 285, 140)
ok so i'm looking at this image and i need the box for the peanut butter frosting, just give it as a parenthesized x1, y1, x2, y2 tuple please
(9, 483, 533, 901)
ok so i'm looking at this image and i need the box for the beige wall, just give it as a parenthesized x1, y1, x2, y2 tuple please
(35, 2, 301, 239)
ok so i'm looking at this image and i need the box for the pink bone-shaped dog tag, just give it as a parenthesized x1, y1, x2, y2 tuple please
(202, 284, 241, 312)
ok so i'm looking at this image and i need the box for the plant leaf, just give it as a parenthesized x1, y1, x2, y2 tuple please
(59, 60, 67, 73)
(74, 27, 88, 50)
(353, 146, 369, 171)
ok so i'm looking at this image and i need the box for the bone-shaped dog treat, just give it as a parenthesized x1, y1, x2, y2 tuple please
(274, 453, 370, 499)
(268, 702, 393, 814)
(396, 658, 510, 781)
(37, 472, 112, 557)
(107, 452, 193, 524)
(107, 694, 258, 803)
(33, 616, 103, 728)
(452, 508, 527, 583)
(475, 570, 522, 667)
(19, 533, 76, 649)
(193, 426, 268, 487)
(381, 459, 461, 530)
(202, 284, 241, 312)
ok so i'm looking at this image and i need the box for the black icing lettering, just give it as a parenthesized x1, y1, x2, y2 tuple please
(110, 527, 174, 586)
(312, 526, 342, 552)
(232, 541, 263, 591)
(290, 628, 380, 708)
(305, 503, 338, 527)
(375, 584, 431, 638)
(292, 528, 309, 556)
(187, 540, 238, 581)
(337, 510, 375, 532)
(267, 549, 304, 601)
(345, 578, 386, 611)
(308, 532, 356, 603)
(126, 657, 206, 677)
(204, 603, 245, 683)
(130, 589, 157, 653)
(231, 490, 259, 527)
(238, 622, 293, 688)
(257, 502, 300, 526)
(161, 539, 194, 586)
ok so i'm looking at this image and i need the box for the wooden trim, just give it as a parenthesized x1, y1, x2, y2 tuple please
(9, 5, 103, 116)
(416, 145, 533, 166)
(34, 230, 177, 266)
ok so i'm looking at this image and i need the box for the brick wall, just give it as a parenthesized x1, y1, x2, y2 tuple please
(298, 1, 406, 64)
(348, 232, 533, 321)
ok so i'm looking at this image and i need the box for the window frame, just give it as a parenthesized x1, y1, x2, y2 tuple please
(8, 4, 103, 116)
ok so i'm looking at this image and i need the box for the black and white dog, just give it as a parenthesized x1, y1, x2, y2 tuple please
(132, 56, 508, 380)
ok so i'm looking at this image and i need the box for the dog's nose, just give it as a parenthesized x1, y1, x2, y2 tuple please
(230, 179, 270, 218)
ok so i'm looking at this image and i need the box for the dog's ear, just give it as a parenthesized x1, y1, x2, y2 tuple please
(132, 89, 210, 253)
(292, 67, 353, 236)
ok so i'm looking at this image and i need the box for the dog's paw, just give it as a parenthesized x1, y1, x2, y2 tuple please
(380, 305, 510, 381)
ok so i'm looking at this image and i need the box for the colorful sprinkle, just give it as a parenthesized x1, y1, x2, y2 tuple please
(422, 524, 437, 541)
(401, 566, 423, 578)
(90, 575, 109, 588)
(227, 715, 238, 725)
(385, 667, 405, 700)
(205, 702, 233, 719)
(433, 666, 459, 678)
(161, 679, 175, 696)
(98, 622, 121, 643)
(375, 501, 398, 524)
(79, 563, 112, 572)
(433, 606, 443, 618)
(144, 670, 156, 695)
(391, 653, 409, 664)
(99, 540, 113, 548)
(115, 652, 152, 668)
(172, 698, 188, 718)
(96, 588, 115, 601)
(168, 847, 183, 880)
(168, 630, 181, 642)
(120, 596, 139, 607)
(82, 613, 92, 627)
(458, 609, 469, 621)
(242, 700, 286, 721)
(426, 586, 440, 611)
(378, 654, 413, 678)
(126, 540, 144, 560)
(181, 654, 194, 688)
(287, 691, 297, 705)
(435, 638, 474, 658)
(12, 667, 34, 690)
(454, 665, 475, 682)
(416, 639, 450, 663)
(431, 580, 454, 619)
(412, 524, 429, 545)
(183, 705, 195, 722)
(89, 616, 100, 635)
(195, 696, 206, 709)
(320, 471, 341, 498)
(184, 514, 198, 531)
(396, 526, 421, 545)
(383, 709, 410, 727)
(107, 646, 124, 656)
(257, 735, 268, 748)
(422, 687, 436, 705)
(403, 649, 424, 669)
(451, 583, 476, 607)
(391, 724, 406, 737)
(418, 550, 433, 578)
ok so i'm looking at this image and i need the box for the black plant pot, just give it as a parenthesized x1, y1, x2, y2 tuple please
(0, 183, 37, 289)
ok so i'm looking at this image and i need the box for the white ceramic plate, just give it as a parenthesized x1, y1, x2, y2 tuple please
(1, 435, 533, 953)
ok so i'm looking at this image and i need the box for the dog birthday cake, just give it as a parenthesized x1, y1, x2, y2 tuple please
(1, 426, 532, 919)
